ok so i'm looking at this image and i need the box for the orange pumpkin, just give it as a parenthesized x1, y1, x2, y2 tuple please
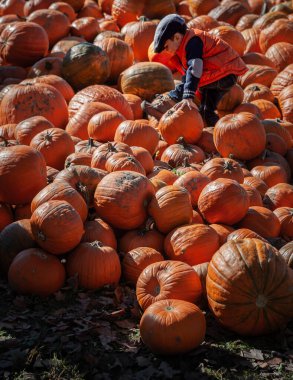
(200, 157, 244, 183)
(88, 110, 125, 142)
(263, 183, 293, 210)
(273, 207, 293, 238)
(82, 218, 117, 249)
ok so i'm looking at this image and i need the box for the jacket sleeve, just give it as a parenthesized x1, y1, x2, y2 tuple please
(183, 36, 204, 99)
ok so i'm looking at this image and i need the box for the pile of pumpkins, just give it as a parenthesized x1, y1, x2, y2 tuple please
(0, 0, 293, 355)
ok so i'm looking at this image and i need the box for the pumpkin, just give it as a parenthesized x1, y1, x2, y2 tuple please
(209, 224, 234, 245)
(25, 56, 63, 78)
(87, 110, 125, 142)
(278, 84, 293, 124)
(14, 116, 53, 145)
(188, 0, 220, 16)
(94, 37, 134, 83)
(68, 84, 133, 120)
(270, 64, 293, 98)
(119, 220, 164, 253)
(279, 241, 293, 269)
(24, 0, 57, 16)
(46, 166, 59, 184)
(82, 218, 117, 249)
(263, 183, 293, 210)
(238, 65, 278, 88)
(8, 248, 65, 296)
(236, 14, 258, 31)
(164, 223, 220, 266)
(131, 146, 154, 175)
(31, 200, 84, 254)
(148, 185, 193, 234)
(243, 176, 268, 197)
(105, 152, 146, 175)
(49, 2, 77, 22)
(30, 128, 75, 170)
(173, 171, 211, 207)
(70, 16, 100, 42)
(244, 84, 275, 103)
(14, 204, 32, 221)
(242, 27, 261, 53)
(0, 22, 49, 67)
(265, 42, 293, 72)
(227, 228, 267, 242)
(27, 9, 70, 47)
(0, 83, 68, 129)
(213, 112, 266, 160)
(207, 238, 293, 335)
(250, 99, 281, 120)
(242, 52, 276, 68)
(118, 62, 174, 101)
(161, 139, 205, 168)
(75, 138, 101, 154)
(66, 241, 121, 289)
(94, 170, 155, 230)
(253, 11, 288, 30)
(55, 164, 106, 207)
(148, 167, 178, 185)
(273, 207, 293, 238)
(259, 19, 293, 54)
(208, 1, 249, 26)
(91, 141, 132, 170)
(241, 183, 263, 207)
(62, 42, 110, 91)
(250, 163, 288, 188)
(140, 299, 206, 355)
(136, 260, 202, 310)
(158, 104, 204, 145)
(198, 178, 249, 225)
(31, 180, 88, 222)
(248, 150, 291, 180)
(209, 25, 246, 56)
(51, 36, 86, 55)
(200, 157, 244, 183)
(238, 206, 281, 238)
(217, 84, 244, 111)
(78, 1, 102, 18)
(0, 145, 47, 205)
(0, 203, 13, 232)
(65, 152, 92, 168)
(0, 0, 25, 16)
(123, 93, 143, 120)
(266, 133, 287, 156)
(122, 247, 164, 286)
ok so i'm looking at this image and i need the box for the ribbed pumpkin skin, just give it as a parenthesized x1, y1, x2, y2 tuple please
(15, 116, 55, 145)
(8, 248, 65, 296)
(270, 64, 293, 98)
(209, 224, 234, 246)
(158, 105, 204, 145)
(279, 241, 293, 269)
(198, 178, 249, 225)
(273, 207, 293, 238)
(118, 62, 174, 101)
(136, 260, 202, 311)
(30, 200, 84, 255)
(0, 145, 47, 205)
(209, 25, 246, 56)
(265, 42, 293, 73)
(238, 64, 278, 88)
(148, 185, 193, 234)
(241, 183, 263, 207)
(263, 183, 293, 210)
(94, 171, 155, 230)
(164, 224, 220, 266)
(214, 112, 266, 160)
(30, 128, 75, 170)
(200, 157, 244, 183)
(208, 1, 248, 26)
(0, 83, 68, 129)
(238, 206, 281, 238)
(82, 218, 117, 249)
(122, 247, 164, 286)
(278, 84, 293, 124)
(207, 239, 293, 336)
(0, 219, 36, 276)
(140, 299, 206, 355)
(0, 22, 49, 67)
(66, 241, 121, 289)
(119, 226, 165, 253)
(227, 228, 267, 242)
(62, 42, 110, 91)
(65, 152, 92, 168)
(31, 181, 88, 223)
(68, 85, 133, 120)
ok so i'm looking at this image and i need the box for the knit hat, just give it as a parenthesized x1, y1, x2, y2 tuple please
(153, 14, 187, 53)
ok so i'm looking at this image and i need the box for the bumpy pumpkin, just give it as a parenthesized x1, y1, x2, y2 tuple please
(207, 239, 293, 335)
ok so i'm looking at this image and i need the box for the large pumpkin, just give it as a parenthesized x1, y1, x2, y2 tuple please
(8, 248, 65, 296)
(140, 299, 206, 355)
(0, 145, 47, 205)
(214, 112, 266, 160)
(207, 239, 293, 335)
(94, 171, 155, 230)
(66, 241, 121, 289)
(136, 260, 202, 310)
(62, 42, 110, 91)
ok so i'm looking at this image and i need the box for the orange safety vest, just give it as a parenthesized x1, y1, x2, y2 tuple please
(168, 28, 248, 87)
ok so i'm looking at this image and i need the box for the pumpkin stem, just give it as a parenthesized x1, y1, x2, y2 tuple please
(76, 182, 90, 207)
(177, 136, 186, 146)
(45, 61, 53, 71)
(223, 159, 234, 171)
(144, 217, 155, 232)
(251, 85, 260, 91)
(107, 142, 117, 152)
(90, 240, 103, 248)
(256, 294, 267, 308)
(138, 15, 150, 22)
(88, 138, 94, 147)
(45, 130, 53, 142)
(0, 135, 8, 146)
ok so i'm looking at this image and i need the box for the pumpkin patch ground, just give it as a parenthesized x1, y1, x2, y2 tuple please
(0, 0, 293, 378)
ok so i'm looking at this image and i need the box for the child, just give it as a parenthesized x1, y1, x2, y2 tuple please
(142, 14, 248, 126)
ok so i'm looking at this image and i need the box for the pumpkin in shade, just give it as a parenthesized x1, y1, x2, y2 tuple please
(263, 183, 293, 210)
(0, 203, 13, 232)
(209, 224, 234, 245)
(158, 105, 204, 145)
(217, 84, 244, 111)
(208, 1, 248, 26)
(241, 183, 263, 207)
(49, 2, 77, 22)
(82, 218, 117, 249)
(70, 17, 100, 42)
(62, 42, 110, 91)
(30, 200, 84, 255)
(250, 163, 288, 188)
(273, 207, 293, 238)
(243, 176, 268, 197)
(207, 239, 293, 335)
(94, 171, 155, 230)
(148, 185, 193, 234)
(118, 62, 174, 101)
(0, 145, 47, 205)
(238, 206, 281, 238)
(140, 299, 206, 355)
(123, 93, 143, 120)
(136, 260, 202, 311)
(278, 84, 293, 124)
(0, 22, 49, 67)
(214, 112, 266, 160)
(8, 248, 65, 296)
(198, 178, 249, 225)
(122, 247, 164, 286)
(279, 241, 293, 269)
(164, 224, 220, 266)
(66, 241, 121, 289)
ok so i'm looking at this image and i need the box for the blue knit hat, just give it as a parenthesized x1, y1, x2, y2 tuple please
(153, 14, 187, 53)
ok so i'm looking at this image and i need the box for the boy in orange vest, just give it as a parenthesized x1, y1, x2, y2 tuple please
(142, 14, 248, 126)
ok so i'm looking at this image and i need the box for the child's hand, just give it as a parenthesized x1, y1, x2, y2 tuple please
(173, 98, 198, 111)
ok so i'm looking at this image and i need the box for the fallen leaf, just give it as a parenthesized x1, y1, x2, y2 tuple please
(241, 349, 264, 361)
